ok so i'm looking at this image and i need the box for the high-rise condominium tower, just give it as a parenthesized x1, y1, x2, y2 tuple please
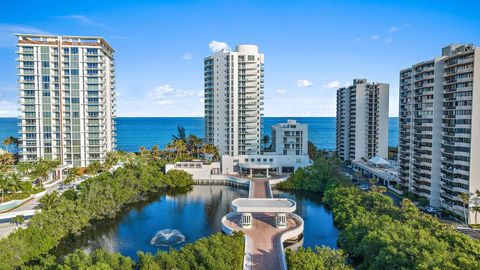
(336, 79, 389, 161)
(204, 45, 264, 156)
(399, 44, 480, 223)
(17, 34, 116, 167)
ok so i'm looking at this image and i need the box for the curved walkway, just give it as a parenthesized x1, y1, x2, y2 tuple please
(223, 177, 303, 270)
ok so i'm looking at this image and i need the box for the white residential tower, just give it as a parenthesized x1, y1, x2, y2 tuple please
(17, 34, 116, 167)
(204, 45, 264, 156)
(336, 79, 389, 162)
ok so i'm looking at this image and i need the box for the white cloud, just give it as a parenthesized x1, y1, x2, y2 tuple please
(199, 98, 205, 103)
(0, 100, 17, 117)
(0, 24, 48, 48)
(388, 24, 410, 32)
(322, 80, 351, 89)
(156, 99, 174, 105)
(276, 89, 287, 95)
(183, 53, 193, 60)
(57, 15, 107, 28)
(385, 38, 394, 44)
(295, 80, 313, 87)
(149, 84, 202, 105)
(355, 38, 361, 43)
(370, 35, 379, 40)
(388, 26, 399, 32)
(209, 40, 230, 52)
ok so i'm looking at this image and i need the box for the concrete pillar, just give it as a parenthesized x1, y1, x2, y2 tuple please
(276, 213, 287, 228)
(250, 168, 253, 177)
(266, 169, 269, 178)
(242, 213, 252, 229)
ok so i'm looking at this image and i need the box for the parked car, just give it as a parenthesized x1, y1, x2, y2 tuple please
(425, 206, 437, 214)
(359, 184, 370, 191)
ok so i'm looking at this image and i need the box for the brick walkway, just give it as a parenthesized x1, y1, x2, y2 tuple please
(224, 178, 301, 269)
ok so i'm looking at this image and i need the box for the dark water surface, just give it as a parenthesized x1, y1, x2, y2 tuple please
(56, 185, 338, 260)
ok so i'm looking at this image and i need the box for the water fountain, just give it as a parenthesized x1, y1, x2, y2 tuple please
(150, 229, 186, 247)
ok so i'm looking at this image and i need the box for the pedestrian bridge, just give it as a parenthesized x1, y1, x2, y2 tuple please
(231, 198, 296, 213)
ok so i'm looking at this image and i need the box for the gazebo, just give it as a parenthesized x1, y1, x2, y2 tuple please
(367, 156, 390, 167)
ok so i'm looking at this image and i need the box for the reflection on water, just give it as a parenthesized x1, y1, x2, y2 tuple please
(273, 190, 339, 249)
(56, 185, 338, 260)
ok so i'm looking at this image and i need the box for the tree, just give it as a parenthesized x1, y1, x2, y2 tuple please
(16, 161, 34, 177)
(0, 174, 10, 202)
(30, 159, 54, 185)
(172, 125, 186, 142)
(139, 146, 148, 158)
(65, 167, 83, 184)
(10, 215, 24, 228)
(173, 139, 187, 160)
(186, 135, 202, 158)
(39, 191, 61, 210)
(104, 152, 119, 169)
(286, 247, 352, 270)
(472, 190, 480, 224)
(371, 185, 387, 194)
(86, 161, 103, 175)
(2, 136, 19, 154)
(201, 143, 220, 161)
(0, 153, 16, 171)
(307, 141, 317, 160)
(262, 135, 270, 151)
(151, 145, 160, 160)
(8, 173, 22, 194)
(459, 192, 470, 226)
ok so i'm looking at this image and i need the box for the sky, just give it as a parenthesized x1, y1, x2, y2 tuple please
(0, 0, 479, 117)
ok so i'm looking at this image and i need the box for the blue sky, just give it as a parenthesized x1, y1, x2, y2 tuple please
(0, 0, 479, 117)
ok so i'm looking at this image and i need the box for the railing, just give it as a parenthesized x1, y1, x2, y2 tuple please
(221, 212, 253, 270)
(276, 213, 305, 270)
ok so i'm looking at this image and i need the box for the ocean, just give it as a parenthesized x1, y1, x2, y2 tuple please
(0, 117, 399, 152)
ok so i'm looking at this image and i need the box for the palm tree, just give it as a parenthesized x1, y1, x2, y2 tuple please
(150, 145, 159, 160)
(139, 146, 147, 158)
(459, 192, 470, 227)
(471, 206, 480, 225)
(172, 125, 186, 142)
(0, 174, 11, 202)
(262, 135, 270, 151)
(39, 191, 60, 210)
(471, 189, 480, 224)
(30, 160, 52, 186)
(201, 143, 219, 161)
(104, 152, 118, 169)
(187, 135, 202, 158)
(2, 136, 13, 153)
(65, 167, 83, 184)
(369, 177, 378, 187)
(8, 173, 22, 194)
(86, 161, 103, 175)
(173, 139, 187, 160)
(16, 162, 34, 177)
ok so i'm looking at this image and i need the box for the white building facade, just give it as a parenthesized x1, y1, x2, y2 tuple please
(399, 44, 480, 223)
(204, 45, 264, 156)
(17, 34, 116, 167)
(271, 120, 308, 155)
(336, 79, 389, 162)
